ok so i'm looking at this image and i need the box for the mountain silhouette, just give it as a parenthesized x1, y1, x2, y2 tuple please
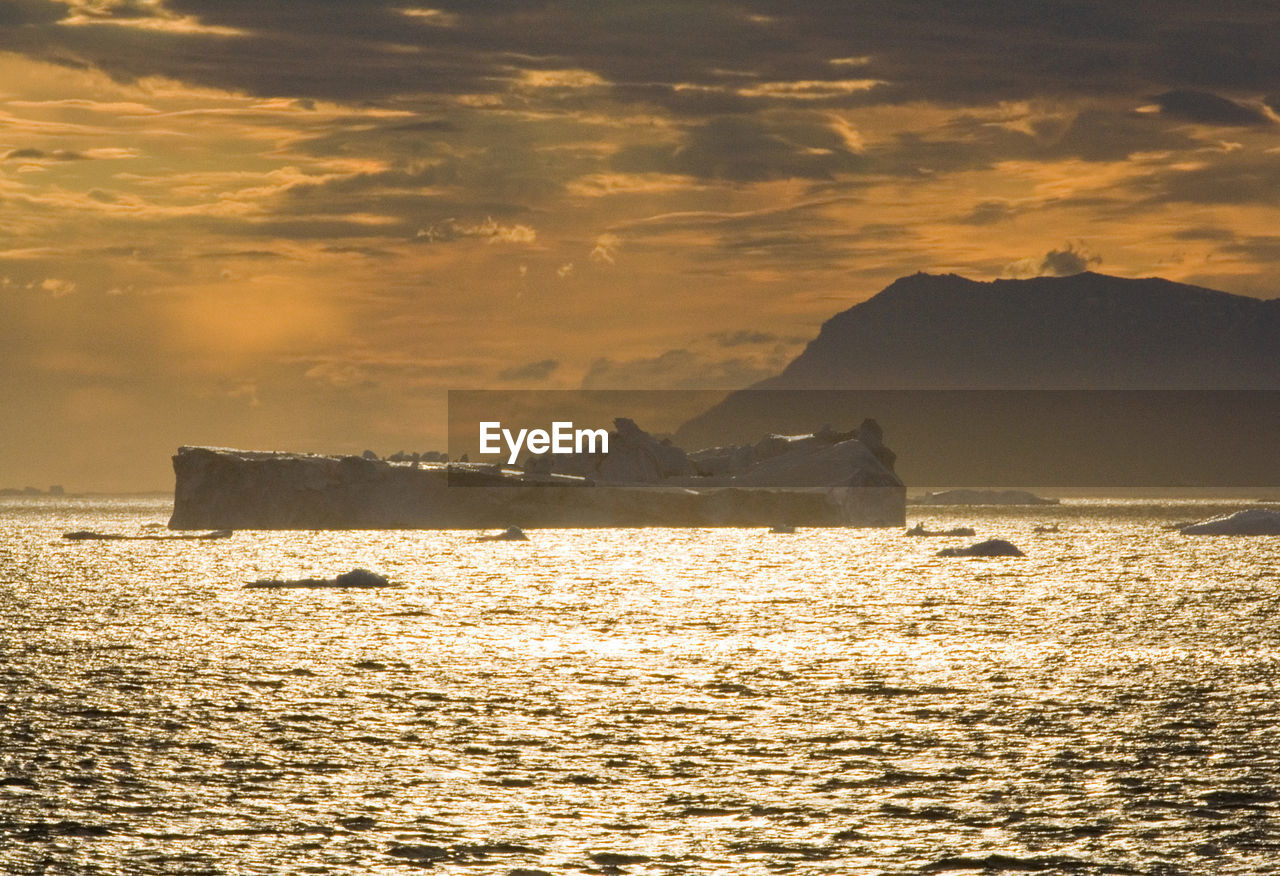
(762, 271, 1280, 389)
(675, 272, 1280, 486)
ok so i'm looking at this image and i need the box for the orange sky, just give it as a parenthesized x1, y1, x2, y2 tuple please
(2, 2, 1279, 490)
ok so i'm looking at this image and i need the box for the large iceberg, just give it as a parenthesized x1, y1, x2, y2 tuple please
(168, 419, 905, 530)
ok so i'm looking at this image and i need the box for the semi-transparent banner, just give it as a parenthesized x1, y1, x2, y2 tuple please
(446, 389, 1280, 487)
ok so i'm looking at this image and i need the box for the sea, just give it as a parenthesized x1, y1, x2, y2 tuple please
(2, 495, 1279, 875)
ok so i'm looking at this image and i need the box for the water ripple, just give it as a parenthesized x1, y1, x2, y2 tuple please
(1, 496, 1278, 873)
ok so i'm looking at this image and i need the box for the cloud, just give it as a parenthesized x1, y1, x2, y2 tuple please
(565, 172, 693, 198)
(957, 200, 1016, 226)
(588, 233, 620, 264)
(320, 244, 396, 259)
(614, 195, 869, 270)
(614, 114, 865, 182)
(1134, 150, 1280, 206)
(1003, 243, 1101, 278)
(416, 217, 536, 244)
(0, 1, 1276, 117)
(735, 78, 884, 101)
(1030, 108, 1204, 162)
(56, 0, 245, 34)
(39, 277, 77, 297)
(514, 68, 609, 90)
(496, 358, 559, 381)
(1170, 226, 1236, 242)
(400, 8, 459, 28)
(1220, 235, 1280, 263)
(0, 1, 62, 27)
(1151, 90, 1273, 126)
(1040, 246, 1099, 276)
(1039, 243, 1102, 277)
(3, 148, 88, 161)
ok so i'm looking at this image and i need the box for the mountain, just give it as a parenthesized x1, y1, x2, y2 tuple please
(675, 272, 1280, 487)
(761, 271, 1280, 389)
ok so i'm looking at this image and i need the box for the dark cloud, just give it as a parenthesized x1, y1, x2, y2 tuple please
(0, 0, 61, 27)
(1153, 90, 1273, 126)
(283, 126, 587, 220)
(386, 119, 457, 134)
(1159, 22, 1278, 91)
(614, 115, 864, 182)
(1170, 226, 1236, 242)
(957, 200, 1016, 226)
(497, 359, 560, 381)
(855, 223, 914, 240)
(7, 1, 1276, 112)
(0, 2, 1274, 235)
(1135, 151, 1280, 206)
(1038, 108, 1202, 162)
(797, 2, 1280, 103)
(855, 107, 1201, 180)
(611, 83, 760, 118)
(3, 148, 87, 161)
(1221, 235, 1280, 263)
(1040, 244, 1101, 277)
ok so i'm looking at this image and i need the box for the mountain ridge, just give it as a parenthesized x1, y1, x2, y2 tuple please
(751, 270, 1280, 391)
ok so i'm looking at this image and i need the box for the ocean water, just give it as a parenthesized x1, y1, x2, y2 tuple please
(2, 496, 1279, 875)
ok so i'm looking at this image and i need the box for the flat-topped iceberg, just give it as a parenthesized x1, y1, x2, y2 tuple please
(168, 419, 905, 530)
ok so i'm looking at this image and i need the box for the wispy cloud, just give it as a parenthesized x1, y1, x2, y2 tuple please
(416, 217, 537, 245)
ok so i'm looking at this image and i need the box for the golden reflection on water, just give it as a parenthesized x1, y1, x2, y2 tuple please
(1, 496, 1279, 873)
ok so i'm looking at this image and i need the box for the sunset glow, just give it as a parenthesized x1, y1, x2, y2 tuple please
(3, 2, 1279, 489)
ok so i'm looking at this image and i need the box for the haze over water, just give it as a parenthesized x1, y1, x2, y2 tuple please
(3, 496, 1280, 874)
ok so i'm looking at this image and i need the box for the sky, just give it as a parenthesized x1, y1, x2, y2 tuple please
(2, 1, 1280, 490)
